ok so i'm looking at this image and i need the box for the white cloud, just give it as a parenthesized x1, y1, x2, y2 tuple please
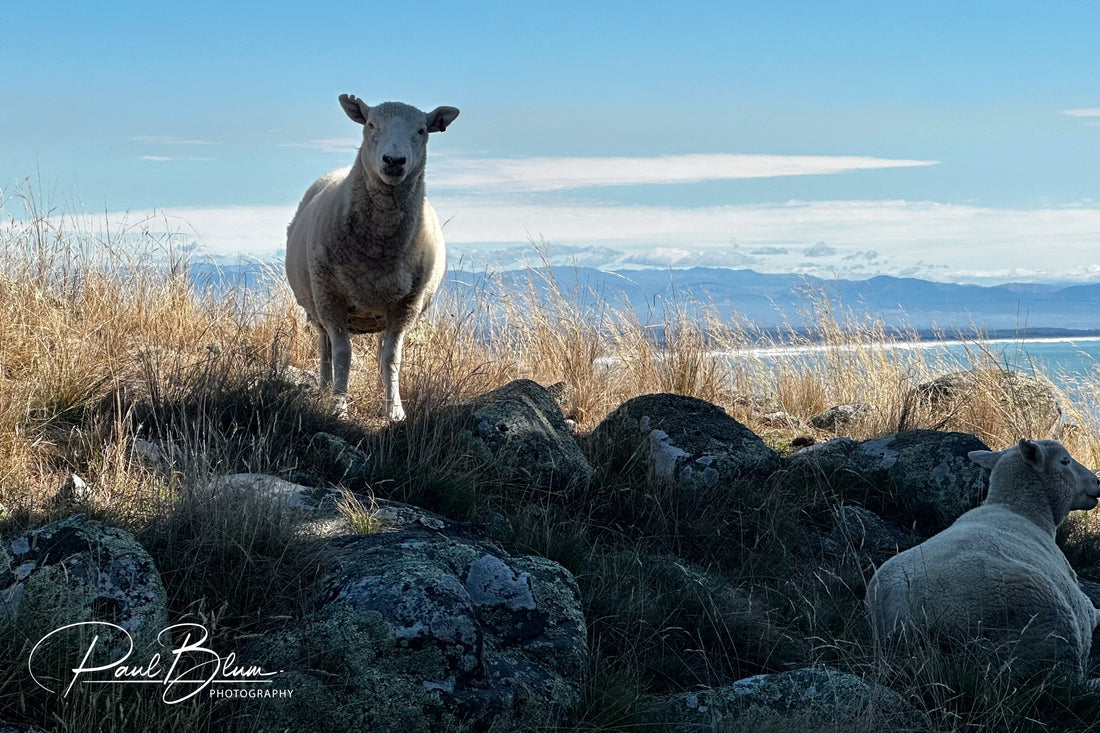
(1062, 109, 1100, 117)
(5, 147, 1097, 284)
(620, 247, 758, 269)
(78, 196, 1096, 284)
(428, 153, 937, 193)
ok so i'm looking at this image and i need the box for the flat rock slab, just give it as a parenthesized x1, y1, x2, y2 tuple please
(651, 666, 917, 731)
(212, 473, 467, 539)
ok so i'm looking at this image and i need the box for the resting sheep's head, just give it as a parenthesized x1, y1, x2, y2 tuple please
(339, 94, 460, 187)
(970, 439, 1100, 524)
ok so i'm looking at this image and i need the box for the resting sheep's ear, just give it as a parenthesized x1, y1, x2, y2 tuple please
(1018, 438, 1042, 465)
(968, 449, 1002, 471)
(426, 106, 460, 133)
(340, 94, 370, 125)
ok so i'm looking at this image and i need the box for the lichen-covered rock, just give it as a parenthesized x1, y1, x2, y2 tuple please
(0, 514, 167, 660)
(918, 368, 1064, 437)
(786, 431, 991, 536)
(651, 667, 916, 731)
(463, 379, 592, 494)
(588, 393, 781, 487)
(253, 525, 586, 732)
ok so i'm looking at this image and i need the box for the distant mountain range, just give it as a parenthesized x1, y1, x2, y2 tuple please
(189, 262, 1100, 340)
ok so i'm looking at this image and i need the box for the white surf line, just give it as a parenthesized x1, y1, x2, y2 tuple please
(727, 335, 1100, 360)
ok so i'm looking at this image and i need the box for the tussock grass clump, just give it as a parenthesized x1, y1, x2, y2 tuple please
(4, 188, 1100, 731)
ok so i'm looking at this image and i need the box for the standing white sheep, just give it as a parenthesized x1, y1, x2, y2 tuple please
(285, 94, 459, 421)
(865, 438, 1100, 678)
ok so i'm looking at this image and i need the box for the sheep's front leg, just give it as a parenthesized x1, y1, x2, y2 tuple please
(320, 325, 352, 418)
(379, 324, 407, 422)
(328, 327, 352, 392)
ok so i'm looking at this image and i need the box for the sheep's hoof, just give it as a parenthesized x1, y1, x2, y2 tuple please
(387, 403, 406, 422)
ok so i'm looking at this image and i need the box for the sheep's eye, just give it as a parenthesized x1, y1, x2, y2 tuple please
(367, 122, 375, 130)
(417, 128, 426, 136)
(1061, 458, 1072, 465)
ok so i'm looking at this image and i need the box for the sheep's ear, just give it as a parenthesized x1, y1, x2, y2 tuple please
(968, 449, 1003, 470)
(1017, 438, 1042, 465)
(339, 94, 370, 125)
(426, 106, 460, 133)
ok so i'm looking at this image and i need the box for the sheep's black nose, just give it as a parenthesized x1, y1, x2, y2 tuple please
(382, 155, 406, 167)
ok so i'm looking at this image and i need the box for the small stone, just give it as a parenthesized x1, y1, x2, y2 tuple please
(60, 474, 93, 503)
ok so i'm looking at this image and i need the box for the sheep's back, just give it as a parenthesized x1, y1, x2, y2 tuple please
(285, 167, 353, 317)
(866, 505, 1095, 674)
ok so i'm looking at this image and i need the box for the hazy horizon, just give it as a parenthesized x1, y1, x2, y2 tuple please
(3, 1, 1099, 285)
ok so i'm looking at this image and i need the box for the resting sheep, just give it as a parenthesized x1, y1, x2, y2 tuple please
(865, 438, 1100, 678)
(285, 94, 459, 420)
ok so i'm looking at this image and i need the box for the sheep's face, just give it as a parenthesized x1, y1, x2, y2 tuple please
(1042, 442, 1100, 512)
(971, 439, 1100, 518)
(339, 95, 460, 187)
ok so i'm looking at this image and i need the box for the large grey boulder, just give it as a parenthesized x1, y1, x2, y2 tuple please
(463, 379, 592, 494)
(1, 514, 167, 664)
(588, 393, 781, 487)
(787, 430, 990, 536)
(254, 523, 586, 732)
(651, 667, 916, 731)
(917, 368, 1064, 437)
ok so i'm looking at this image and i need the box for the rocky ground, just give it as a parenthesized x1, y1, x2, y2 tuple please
(2, 371, 1099, 732)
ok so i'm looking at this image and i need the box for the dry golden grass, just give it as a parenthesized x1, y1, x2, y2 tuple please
(4, 192, 1100, 515)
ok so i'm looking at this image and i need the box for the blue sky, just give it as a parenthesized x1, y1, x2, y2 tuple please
(2, 1, 1099, 282)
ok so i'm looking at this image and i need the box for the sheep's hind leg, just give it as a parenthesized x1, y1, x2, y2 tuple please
(316, 326, 334, 389)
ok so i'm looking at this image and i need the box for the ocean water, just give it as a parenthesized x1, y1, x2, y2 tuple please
(732, 336, 1100, 405)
